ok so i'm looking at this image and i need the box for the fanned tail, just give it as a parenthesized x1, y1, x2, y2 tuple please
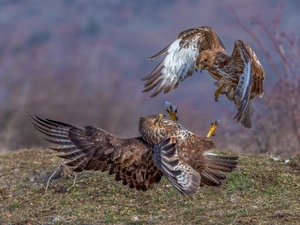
(200, 154, 238, 186)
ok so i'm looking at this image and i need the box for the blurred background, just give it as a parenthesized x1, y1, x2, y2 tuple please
(0, 0, 299, 157)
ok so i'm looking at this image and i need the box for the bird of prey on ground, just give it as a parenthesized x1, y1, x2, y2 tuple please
(30, 113, 238, 196)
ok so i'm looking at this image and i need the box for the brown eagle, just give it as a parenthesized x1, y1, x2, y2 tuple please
(142, 26, 265, 128)
(30, 114, 238, 196)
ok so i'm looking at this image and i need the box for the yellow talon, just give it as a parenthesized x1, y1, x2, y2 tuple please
(206, 120, 220, 138)
(214, 84, 226, 102)
(165, 101, 178, 121)
(167, 107, 178, 121)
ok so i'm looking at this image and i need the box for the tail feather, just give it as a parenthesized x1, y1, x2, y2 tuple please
(207, 164, 234, 173)
(241, 103, 252, 129)
(200, 154, 238, 186)
(200, 171, 222, 186)
(204, 167, 226, 179)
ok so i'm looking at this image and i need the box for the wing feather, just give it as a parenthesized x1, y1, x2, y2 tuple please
(147, 43, 172, 60)
(224, 40, 264, 128)
(29, 115, 163, 191)
(153, 138, 200, 196)
(227, 40, 252, 127)
(142, 26, 225, 97)
(240, 40, 265, 98)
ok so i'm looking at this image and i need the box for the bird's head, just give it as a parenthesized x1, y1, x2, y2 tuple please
(196, 60, 205, 73)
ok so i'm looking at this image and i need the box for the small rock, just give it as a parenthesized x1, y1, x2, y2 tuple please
(132, 216, 139, 221)
(272, 157, 281, 161)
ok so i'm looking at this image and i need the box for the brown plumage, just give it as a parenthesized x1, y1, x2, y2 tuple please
(142, 26, 265, 128)
(30, 114, 238, 196)
(139, 114, 238, 190)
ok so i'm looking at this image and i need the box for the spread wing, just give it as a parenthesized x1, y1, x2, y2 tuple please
(228, 40, 264, 128)
(142, 26, 225, 97)
(241, 40, 265, 99)
(153, 138, 201, 196)
(29, 115, 163, 192)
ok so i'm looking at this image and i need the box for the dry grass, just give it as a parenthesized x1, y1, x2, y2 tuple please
(0, 148, 299, 225)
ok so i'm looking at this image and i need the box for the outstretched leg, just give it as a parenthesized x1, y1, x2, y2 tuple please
(206, 120, 220, 138)
(165, 101, 178, 121)
(214, 84, 226, 102)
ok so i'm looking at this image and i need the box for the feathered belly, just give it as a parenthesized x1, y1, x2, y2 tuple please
(208, 69, 239, 85)
(208, 69, 239, 102)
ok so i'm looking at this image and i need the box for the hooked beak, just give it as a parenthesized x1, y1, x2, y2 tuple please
(155, 114, 165, 125)
(197, 63, 204, 73)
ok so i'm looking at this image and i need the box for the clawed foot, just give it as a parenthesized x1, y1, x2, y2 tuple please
(214, 84, 225, 102)
(206, 120, 220, 138)
(165, 101, 178, 121)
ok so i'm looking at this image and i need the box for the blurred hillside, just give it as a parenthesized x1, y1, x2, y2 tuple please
(0, 0, 299, 156)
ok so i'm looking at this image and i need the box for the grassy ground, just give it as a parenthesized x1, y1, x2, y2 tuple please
(0, 148, 299, 225)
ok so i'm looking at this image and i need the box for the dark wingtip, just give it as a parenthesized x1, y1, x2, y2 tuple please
(241, 118, 252, 129)
(149, 92, 159, 98)
(234, 104, 252, 129)
(233, 111, 243, 122)
(141, 76, 148, 81)
(27, 112, 38, 124)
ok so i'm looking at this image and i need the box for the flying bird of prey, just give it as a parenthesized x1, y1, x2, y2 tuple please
(30, 114, 238, 196)
(142, 26, 265, 128)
